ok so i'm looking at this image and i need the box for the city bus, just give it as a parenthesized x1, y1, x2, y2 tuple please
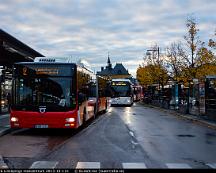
(10, 57, 107, 129)
(110, 78, 133, 106)
(133, 85, 143, 101)
(87, 75, 110, 115)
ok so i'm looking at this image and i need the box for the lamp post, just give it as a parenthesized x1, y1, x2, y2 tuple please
(146, 46, 160, 63)
(146, 46, 160, 88)
(146, 46, 160, 106)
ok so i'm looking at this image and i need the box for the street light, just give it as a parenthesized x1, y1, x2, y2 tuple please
(146, 46, 161, 105)
(146, 46, 160, 87)
(146, 46, 160, 63)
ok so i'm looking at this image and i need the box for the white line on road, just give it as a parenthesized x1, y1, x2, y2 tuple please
(0, 155, 8, 169)
(166, 163, 192, 169)
(76, 162, 100, 169)
(129, 131, 135, 138)
(206, 163, 216, 169)
(30, 161, 58, 169)
(122, 162, 147, 169)
(131, 140, 138, 145)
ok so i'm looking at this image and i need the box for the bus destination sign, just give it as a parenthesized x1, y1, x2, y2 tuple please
(111, 81, 127, 86)
(35, 68, 59, 75)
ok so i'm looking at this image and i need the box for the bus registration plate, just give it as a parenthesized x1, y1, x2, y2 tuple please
(35, 125, 48, 128)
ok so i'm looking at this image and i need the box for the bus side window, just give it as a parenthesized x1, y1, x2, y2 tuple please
(78, 92, 86, 105)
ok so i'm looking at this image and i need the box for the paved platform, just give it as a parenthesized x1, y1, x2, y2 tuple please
(0, 113, 10, 137)
(141, 103, 216, 130)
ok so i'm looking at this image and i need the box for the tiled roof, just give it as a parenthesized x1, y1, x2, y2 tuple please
(113, 63, 129, 75)
(97, 68, 114, 75)
(97, 63, 129, 75)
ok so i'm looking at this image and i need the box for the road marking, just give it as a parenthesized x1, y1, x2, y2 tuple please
(122, 163, 147, 169)
(129, 131, 135, 137)
(0, 155, 8, 169)
(166, 163, 191, 169)
(0, 114, 9, 120)
(131, 140, 138, 145)
(30, 161, 58, 169)
(206, 163, 216, 169)
(76, 162, 100, 169)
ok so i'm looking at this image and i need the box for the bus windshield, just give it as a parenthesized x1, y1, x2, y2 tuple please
(12, 64, 76, 112)
(111, 83, 132, 97)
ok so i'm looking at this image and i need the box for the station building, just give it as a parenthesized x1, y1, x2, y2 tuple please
(97, 55, 132, 79)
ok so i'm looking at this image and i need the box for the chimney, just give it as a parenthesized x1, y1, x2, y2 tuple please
(101, 67, 104, 71)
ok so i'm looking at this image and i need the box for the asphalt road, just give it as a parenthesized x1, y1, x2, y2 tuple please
(1, 102, 216, 169)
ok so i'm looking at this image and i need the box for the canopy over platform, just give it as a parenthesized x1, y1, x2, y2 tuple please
(0, 29, 44, 67)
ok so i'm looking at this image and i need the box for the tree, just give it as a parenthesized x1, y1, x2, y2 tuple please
(136, 64, 169, 87)
(136, 65, 153, 86)
(183, 16, 202, 79)
(137, 44, 169, 88)
(137, 17, 216, 87)
(195, 46, 216, 81)
(166, 42, 187, 81)
(209, 29, 216, 50)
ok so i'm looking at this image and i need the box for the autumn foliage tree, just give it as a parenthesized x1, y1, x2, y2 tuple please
(136, 65, 153, 86)
(165, 42, 187, 82)
(137, 45, 169, 88)
(209, 30, 216, 49)
(166, 17, 216, 84)
(137, 16, 216, 88)
(195, 46, 216, 81)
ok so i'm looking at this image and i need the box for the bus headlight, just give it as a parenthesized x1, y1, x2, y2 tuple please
(11, 117, 18, 122)
(65, 118, 75, 122)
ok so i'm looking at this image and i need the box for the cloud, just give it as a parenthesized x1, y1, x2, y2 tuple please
(1, 0, 215, 77)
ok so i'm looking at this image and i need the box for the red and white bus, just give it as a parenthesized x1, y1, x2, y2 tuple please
(133, 85, 143, 101)
(87, 75, 109, 115)
(10, 57, 108, 129)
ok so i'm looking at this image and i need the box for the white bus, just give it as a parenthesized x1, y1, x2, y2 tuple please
(110, 79, 134, 106)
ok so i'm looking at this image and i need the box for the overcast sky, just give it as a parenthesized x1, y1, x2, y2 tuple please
(1, 0, 215, 77)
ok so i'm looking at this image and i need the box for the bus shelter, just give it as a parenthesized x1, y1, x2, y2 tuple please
(205, 75, 216, 120)
(0, 29, 43, 114)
